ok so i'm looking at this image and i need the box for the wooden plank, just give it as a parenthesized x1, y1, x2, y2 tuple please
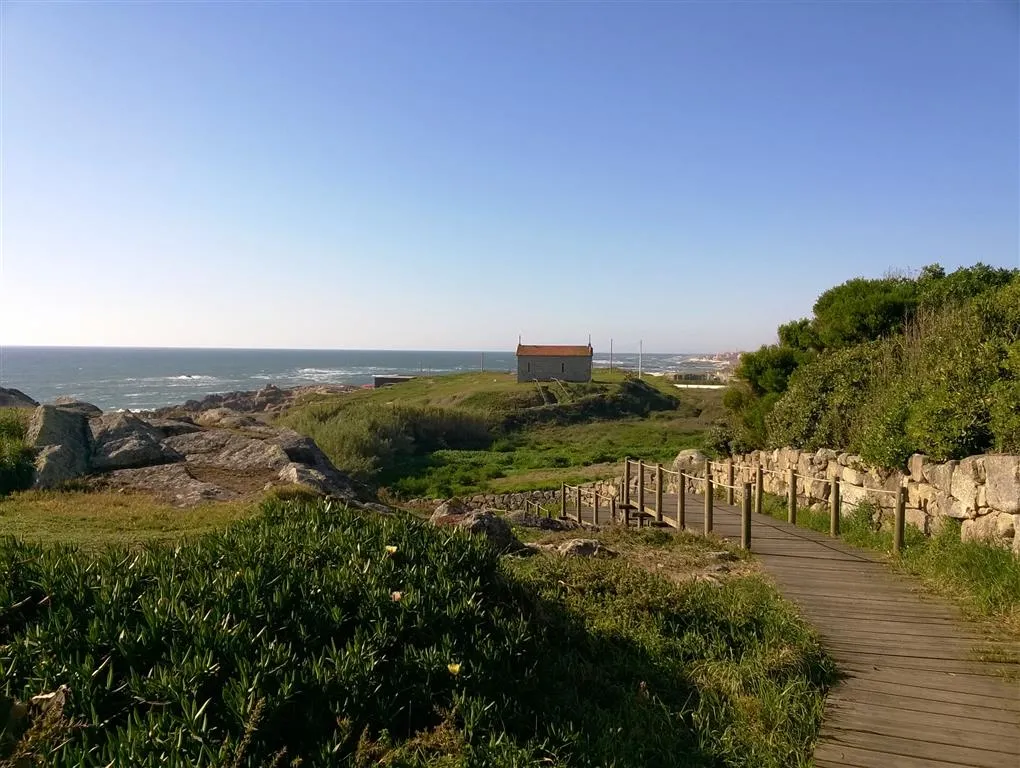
(826, 699, 1020, 739)
(816, 726, 1019, 768)
(830, 677, 1020, 711)
(827, 685, 1020, 722)
(814, 741, 988, 768)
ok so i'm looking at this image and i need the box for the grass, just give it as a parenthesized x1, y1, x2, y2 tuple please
(0, 409, 33, 497)
(0, 490, 253, 548)
(279, 372, 724, 499)
(384, 416, 707, 497)
(759, 492, 1020, 638)
(1, 499, 834, 767)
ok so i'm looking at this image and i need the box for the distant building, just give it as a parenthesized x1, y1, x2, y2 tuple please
(516, 344, 593, 383)
(373, 375, 416, 388)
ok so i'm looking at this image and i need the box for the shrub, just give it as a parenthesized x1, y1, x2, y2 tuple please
(766, 344, 882, 451)
(1, 501, 833, 767)
(0, 409, 33, 496)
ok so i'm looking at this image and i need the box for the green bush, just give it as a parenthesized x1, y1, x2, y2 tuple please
(0, 409, 33, 496)
(852, 380, 917, 469)
(1, 501, 833, 767)
(766, 344, 881, 451)
(278, 404, 492, 483)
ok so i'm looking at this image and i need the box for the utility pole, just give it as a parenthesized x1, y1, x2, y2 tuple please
(610, 338, 613, 371)
(639, 340, 643, 379)
(480, 352, 484, 372)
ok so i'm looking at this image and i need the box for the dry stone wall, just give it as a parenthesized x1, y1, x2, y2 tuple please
(685, 448, 1019, 554)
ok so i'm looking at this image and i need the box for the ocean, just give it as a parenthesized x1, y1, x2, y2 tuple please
(0, 347, 730, 412)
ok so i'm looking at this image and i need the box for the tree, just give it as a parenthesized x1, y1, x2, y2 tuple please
(811, 277, 918, 349)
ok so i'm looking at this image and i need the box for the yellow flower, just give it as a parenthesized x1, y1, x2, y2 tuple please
(447, 663, 461, 676)
(391, 591, 403, 602)
(384, 545, 397, 556)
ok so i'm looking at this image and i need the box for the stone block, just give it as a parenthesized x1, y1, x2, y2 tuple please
(983, 455, 1020, 514)
(924, 459, 957, 493)
(905, 507, 928, 535)
(841, 466, 863, 486)
(962, 511, 1014, 548)
(951, 458, 983, 516)
(908, 454, 927, 483)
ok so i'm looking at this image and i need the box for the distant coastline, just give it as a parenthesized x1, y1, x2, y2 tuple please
(0, 347, 739, 412)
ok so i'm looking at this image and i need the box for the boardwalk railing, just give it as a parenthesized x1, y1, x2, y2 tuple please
(623, 456, 909, 555)
(559, 483, 618, 525)
(621, 458, 755, 548)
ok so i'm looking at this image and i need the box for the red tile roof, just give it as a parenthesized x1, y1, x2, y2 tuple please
(516, 344, 593, 357)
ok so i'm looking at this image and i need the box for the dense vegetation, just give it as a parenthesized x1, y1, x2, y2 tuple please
(280, 372, 722, 498)
(2, 500, 833, 767)
(0, 409, 34, 497)
(719, 264, 1020, 468)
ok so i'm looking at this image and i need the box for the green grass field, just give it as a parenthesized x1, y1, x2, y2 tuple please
(1, 499, 834, 767)
(280, 372, 725, 499)
(0, 490, 254, 548)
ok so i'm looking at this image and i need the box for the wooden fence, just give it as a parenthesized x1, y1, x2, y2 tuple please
(558, 457, 909, 554)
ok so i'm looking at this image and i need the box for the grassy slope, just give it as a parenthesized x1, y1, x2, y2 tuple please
(759, 493, 1020, 640)
(1, 500, 834, 767)
(281, 372, 725, 498)
(0, 490, 253, 548)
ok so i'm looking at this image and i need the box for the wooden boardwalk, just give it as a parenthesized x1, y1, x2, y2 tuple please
(572, 492, 1020, 767)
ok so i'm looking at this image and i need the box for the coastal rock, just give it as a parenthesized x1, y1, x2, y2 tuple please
(194, 408, 260, 429)
(151, 384, 356, 417)
(0, 387, 38, 409)
(26, 405, 91, 488)
(552, 538, 618, 558)
(504, 510, 581, 531)
(163, 430, 291, 473)
(97, 464, 238, 506)
(277, 462, 352, 498)
(32, 444, 83, 490)
(141, 417, 203, 438)
(430, 506, 517, 550)
(51, 398, 103, 418)
(90, 412, 180, 471)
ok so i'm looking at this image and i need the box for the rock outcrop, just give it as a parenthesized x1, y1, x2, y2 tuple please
(90, 413, 179, 471)
(151, 384, 356, 417)
(26, 405, 92, 489)
(0, 387, 38, 409)
(18, 397, 355, 504)
(430, 501, 518, 551)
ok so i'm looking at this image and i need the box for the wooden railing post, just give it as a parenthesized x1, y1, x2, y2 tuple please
(622, 458, 631, 506)
(741, 482, 752, 550)
(655, 464, 664, 523)
(787, 468, 797, 525)
(593, 490, 600, 526)
(754, 465, 763, 516)
(704, 460, 714, 535)
(677, 472, 685, 529)
(829, 477, 841, 537)
(576, 486, 582, 523)
(560, 483, 567, 519)
(637, 460, 645, 514)
(893, 485, 906, 555)
(611, 497, 618, 525)
(726, 459, 735, 505)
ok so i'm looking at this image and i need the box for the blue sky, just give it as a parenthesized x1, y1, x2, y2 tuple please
(1, 1, 1017, 353)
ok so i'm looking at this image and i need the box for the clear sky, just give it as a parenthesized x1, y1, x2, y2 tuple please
(1, 1, 1017, 353)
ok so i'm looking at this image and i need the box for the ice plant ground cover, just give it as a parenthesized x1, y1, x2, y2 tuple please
(1, 500, 834, 767)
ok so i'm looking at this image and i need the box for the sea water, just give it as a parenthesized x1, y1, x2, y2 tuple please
(0, 347, 729, 411)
